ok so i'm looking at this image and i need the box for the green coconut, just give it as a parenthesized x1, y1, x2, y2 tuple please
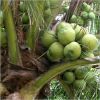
(0, 27, 7, 47)
(64, 42, 81, 60)
(41, 30, 57, 48)
(44, 8, 52, 18)
(85, 71, 97, 86)
(63, 6, 69, 13)
(82, 2, 91, 12)
(63, 71, 75, 84)
(44, 8, 52, 23)
(47, 42, 64, 62)
(19, 1, 26, 12)
(88, 12, 95, 20)
(56, 22, 72, 33)
(73, 79, 86, 90)
(75, 66, 90, 79)
(81, 11, 88, 19)
(72, 25, 88, 41)
(76, 16, 84, 26)
(71, 23, 77, 29)
(80, 52, 94, 58)
(57, 28, 75, 45)
(22, 13, 29, 24)
(70, 15, 77, 23)
(81, 34, 98, 51)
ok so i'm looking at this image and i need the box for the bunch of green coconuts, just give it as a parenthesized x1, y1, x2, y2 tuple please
(0, 1, 29, 48)
(44, 0, 61, 24)
(42, 21, 98, 62)
(41, 21, 98, 91)
(70, 2, 95, 26)
(62, 66, 98, 91)
(19, 1, 29, 30)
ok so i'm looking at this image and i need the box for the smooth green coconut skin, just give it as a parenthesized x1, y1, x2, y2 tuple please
(41, 30, 57, 48)
(80, 52, 94, 58)
(88, 12, 95, 20)
(63, 6, 69, 13)
(76, 27, 88, 41)
(64, 42, 81, 60)
(22, 13, 29, 24)
(63, 71, 75, 84)
(81, 11, 88, 19)
(73, 79, 86, 90)
(81, 34, 98, 51)
(76, 16, 84, 26)
(57, 28, 75, 45)
(44, 8, 52, 23)
(70, 15, 77, 23)
(73, 25, 88, 41)
(44, 8, 52, 18)
(82, 2, 91, 12)
(75, 66, 90, 79)
(56, 22, 72, 33)
(47, 42, 64, 62)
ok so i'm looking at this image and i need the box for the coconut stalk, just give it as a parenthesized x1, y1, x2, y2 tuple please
(2, 0, 22, 65)
(20, 57, 100, 100)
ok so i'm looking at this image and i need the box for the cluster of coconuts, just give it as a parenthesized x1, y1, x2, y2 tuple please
(70, 2, 95, 26)
(41, 21, 98, 62)
(19, 1, 29, 31)
(44, 0, 61, 24)
(62, 66, 97, 91)
(0, 1, 30, 48)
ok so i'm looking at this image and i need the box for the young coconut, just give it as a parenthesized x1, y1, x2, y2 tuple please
(47, 42, 64, 62)
(57, 28, 75, 45)
(62, 6, 69, 13)
(64, 42, 81, 60)
(76, 27, 88, 41)
(22, 13, 29, 24)
(63, 71, 75, 84)
(44, 8, 52, 23)
(56, 22, 72, 33)
(41, 30, 57, 48)
(70, 15, 77, 23)
(88, 12, 95, 20)
(73, 79, 86, 90)
(75, 66, 90, 79)
(80, 52, 94, 58)
(81, 34, 98, 51)
(44, 8, 52, 18)
(81, 11, 88, 19)
(71, 23, 77, 29)
(76, 16, 84, 26)
(82, 2, 91, 12)
(85, 71, 97, 87)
